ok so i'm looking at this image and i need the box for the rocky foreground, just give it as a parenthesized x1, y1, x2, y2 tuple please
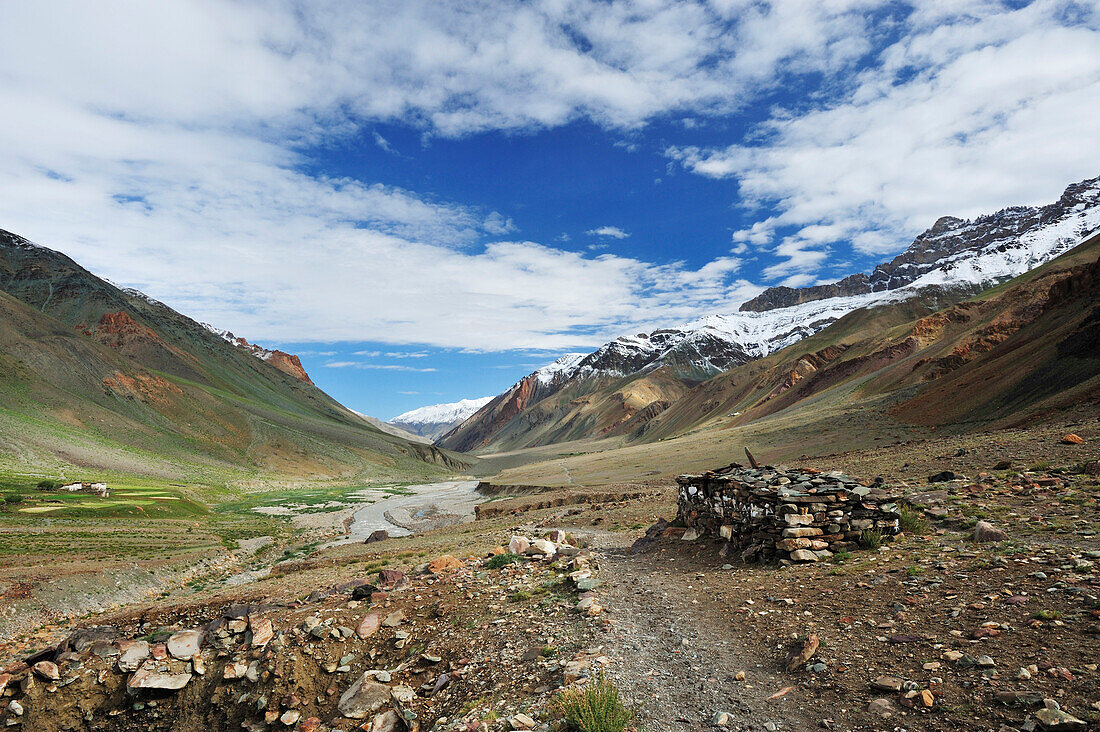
(1, 447, 1099, 732)
(0, 534, 608, 732)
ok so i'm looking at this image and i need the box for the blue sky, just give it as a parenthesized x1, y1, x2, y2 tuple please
(1, 1, 1098, 419)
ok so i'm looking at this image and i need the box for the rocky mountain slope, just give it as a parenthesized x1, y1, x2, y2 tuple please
(439, 175, 1100, 454)
(387, 396, 495, 441)
(0, 229, 466, 478)
(201, 325, 314, 384)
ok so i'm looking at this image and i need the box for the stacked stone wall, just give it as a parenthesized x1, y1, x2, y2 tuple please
(676, 464, 900, 563)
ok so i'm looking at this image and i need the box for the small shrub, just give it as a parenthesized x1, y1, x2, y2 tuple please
(860, 529, 884, 550)
(906, 565, 925, 576)
(832, 551, 850, 564)
(485, 552, 521, 570)
(4, 493, 22, 505)
(540, 645, 557, 657)
(898, 506, 930, 535)
(36, 479, 62, 491)
(509, 590, 532, 602)
(556, 672, 631, 732)
(1032, 610, 1062, 620)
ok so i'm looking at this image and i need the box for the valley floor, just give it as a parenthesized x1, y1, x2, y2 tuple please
(0, 414, 1097, 731)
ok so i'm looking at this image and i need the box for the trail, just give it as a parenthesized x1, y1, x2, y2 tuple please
(575, 530, 813, 732)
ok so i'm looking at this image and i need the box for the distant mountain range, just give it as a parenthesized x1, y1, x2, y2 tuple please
(437, 174, 1100, 454)
(0, 229, 467, 479)
(388, 397, 494, 441)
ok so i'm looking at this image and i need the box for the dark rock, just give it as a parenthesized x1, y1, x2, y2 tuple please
(363, 530, 389, 544)
(350, 584, 380, 601)
(928, 470, 956, 483)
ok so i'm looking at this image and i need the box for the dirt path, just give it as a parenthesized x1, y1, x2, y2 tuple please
(572, 530, 815, 731)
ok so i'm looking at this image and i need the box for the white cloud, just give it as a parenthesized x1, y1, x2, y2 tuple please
(670, 1, 1100, 258)
(373, 132, 398, 155)
(0, 0, 1095, 356)
(324, 362, 438, 372)
(587, 226, 631, 239)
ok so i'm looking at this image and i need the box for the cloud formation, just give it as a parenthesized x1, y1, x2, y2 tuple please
(0, 0, 1095, 350)
(669, 1, 1100, 280)
(587, 226, 631, 239)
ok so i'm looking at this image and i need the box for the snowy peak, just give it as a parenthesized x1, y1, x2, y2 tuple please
(742, 174, 1100, 312)
(392, 397, 495, 425)
(484, 174, 1100, 396)
(388, 396, 495, 441)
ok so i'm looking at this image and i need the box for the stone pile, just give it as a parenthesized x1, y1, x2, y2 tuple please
(675, 463, 901, 563)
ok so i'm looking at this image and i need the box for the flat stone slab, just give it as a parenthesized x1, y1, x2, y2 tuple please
(356, 613, 381, 639)
(128, 664, 192, 691)
(167, 630, 202, 660)
(117, 640, 150, 671)
(337, 673, 391, 719)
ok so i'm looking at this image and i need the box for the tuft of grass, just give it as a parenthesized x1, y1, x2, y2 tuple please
(832, 550, 850, 564)
(509, 590, 532, 603)
(860, 529, 884, 550)
(556, 672, 631, 732)
(485, 552, 521, 570)
(906, 565, 925, 576)
(1032, 610, 1062, 620)
(899, 505, 930, 535)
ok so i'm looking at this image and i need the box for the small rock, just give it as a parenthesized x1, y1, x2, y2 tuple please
(249, 617, 273, 647)
(510, 713, 538, 730)
(337, 673, 391, 719)
(280, 709, 300, 726)
(1060, 434, 1084, 445)
(1034, 708, 1086, 729)
(357, 613, 382, 638)
(128, 665, 192, 691)
(508, 535, 531, 554)
(428, 555, 463, 573)
(712, 711, 733, 726)
(871, 675, 904, 692)
(381, 610, 404, 627)
(7, 700, 23, 717)
(33, 661, 60, 681)
(167, 630, 202, 660)
(867, 698, 896, 718)
(363, 529, 389, 544)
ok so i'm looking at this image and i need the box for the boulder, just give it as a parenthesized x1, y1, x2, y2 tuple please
(363, 530, 389, 544)
(367, 710, 402, 732)
(789, 549, 818, 562)
(508, 535, 531, 554)
(337, 673, 392, 719)
(974, 520, 1007, 543)
(1060, 434, 1084, 445)
(528, 539, 557, 556)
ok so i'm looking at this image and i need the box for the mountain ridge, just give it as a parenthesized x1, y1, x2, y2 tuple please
(437, 173, 1100, 454)
(0, 229, 468, 478)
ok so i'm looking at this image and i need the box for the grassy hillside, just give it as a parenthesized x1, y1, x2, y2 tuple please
(0, 230, 469, 486)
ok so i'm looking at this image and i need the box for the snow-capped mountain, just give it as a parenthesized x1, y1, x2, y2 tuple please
(438, 174, 1100, 453)
(531, 174, 1100, 384)
(388, 396, 495, 441)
